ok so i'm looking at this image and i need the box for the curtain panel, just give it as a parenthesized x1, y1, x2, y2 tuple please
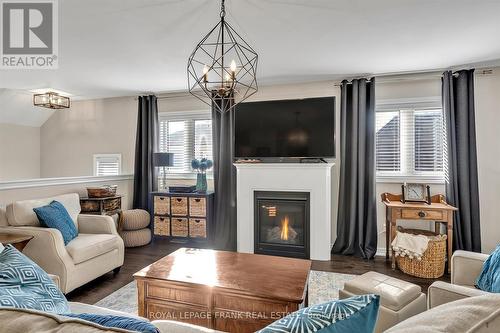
(133, 95, 159, 210)
(333, 78, 378, 259)
(442, 70, 482, 252)
(211, 97, 237, 251)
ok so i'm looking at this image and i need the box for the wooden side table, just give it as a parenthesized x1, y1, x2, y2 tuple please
(0, 233, 33, 251)
(381, 193, 457, 274)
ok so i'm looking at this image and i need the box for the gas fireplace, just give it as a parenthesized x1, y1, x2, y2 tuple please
(254, 191, 310, 259)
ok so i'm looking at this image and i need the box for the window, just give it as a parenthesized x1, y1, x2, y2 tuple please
(376, 100, 445, 182)
(159, 111, 213, 176)
(93, 154, 122, 176)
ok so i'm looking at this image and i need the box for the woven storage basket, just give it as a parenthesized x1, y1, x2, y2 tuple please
(396, 227, 447, 279)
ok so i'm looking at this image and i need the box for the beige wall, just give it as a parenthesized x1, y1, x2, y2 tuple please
(40, 97, 137, 178)
(0, 123, 40, 181)
(0, 178, 133, 209)
(475, 70, 500, 253)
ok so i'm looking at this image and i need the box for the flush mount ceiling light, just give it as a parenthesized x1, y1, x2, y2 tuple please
(187, 0, 258, 113)
(33, 91, 70, 109)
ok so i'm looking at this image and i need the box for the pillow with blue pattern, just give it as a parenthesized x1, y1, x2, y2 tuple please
(33, 200, 78, 245)
(476, 245, 500, 293)
(258, 294, 380, 333)
(0, 245, 69, 314)
(62, 313, 160, 333)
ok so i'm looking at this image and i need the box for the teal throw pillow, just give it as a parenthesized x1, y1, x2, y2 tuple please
(476, 245, 500, 293)
(258, 294, 380, 333)
(33, 200, 78, 245)
(0, 245, 69, 314)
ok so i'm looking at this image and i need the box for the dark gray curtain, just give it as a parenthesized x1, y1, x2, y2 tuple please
(442, 70, 481, 252)
(133, 95, 159, 210)
(211, 97, 236, 251)
(333, 78, 377, 259)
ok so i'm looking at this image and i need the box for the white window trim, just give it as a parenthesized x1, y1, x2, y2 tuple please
(93, 153, 122, 176)
(159, 110, 212, 178)
(376, 97, 445, 184)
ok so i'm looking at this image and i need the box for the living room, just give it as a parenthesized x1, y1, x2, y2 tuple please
(0, 1, 499, 332)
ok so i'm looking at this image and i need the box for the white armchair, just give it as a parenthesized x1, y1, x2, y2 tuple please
(0, 193, 124, 294)
(427, 250, 490, 309)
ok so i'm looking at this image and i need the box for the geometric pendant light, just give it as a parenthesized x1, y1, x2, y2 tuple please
(187, 0, 258, 113)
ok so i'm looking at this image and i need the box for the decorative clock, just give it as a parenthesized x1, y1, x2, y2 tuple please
(401, 183, 431, 204)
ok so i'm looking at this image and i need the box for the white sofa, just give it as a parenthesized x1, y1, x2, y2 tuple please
(427, 250, 491, 309)
(0, 193, 124, 294)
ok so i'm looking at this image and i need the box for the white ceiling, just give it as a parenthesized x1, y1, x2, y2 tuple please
(1, 0, 500, 123)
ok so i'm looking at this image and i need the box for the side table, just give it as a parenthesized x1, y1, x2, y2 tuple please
(0, 233, 33, 251)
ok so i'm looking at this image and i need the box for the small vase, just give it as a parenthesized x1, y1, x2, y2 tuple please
(196, 173, 207, 193)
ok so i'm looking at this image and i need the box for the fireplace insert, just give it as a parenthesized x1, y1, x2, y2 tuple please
(254, 191, 310, 259)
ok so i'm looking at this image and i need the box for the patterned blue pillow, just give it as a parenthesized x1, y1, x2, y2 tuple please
(258, 294, 380, 333)
(0, 245, 69, 314)
(476, 245, 500, 293)
(62, 313, 160, 333)
(33, 200, 78, 245)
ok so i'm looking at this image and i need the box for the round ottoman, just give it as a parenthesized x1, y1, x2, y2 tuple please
(121, 228, 152, 248)
(121, 209, 151, 247)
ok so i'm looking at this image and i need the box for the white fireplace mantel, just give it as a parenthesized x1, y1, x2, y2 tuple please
(234, 162, 336, 261)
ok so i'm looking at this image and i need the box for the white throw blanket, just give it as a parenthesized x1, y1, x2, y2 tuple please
(391, 231, 430, 260)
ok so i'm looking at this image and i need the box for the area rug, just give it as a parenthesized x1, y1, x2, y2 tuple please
(94, 270, 356, 315)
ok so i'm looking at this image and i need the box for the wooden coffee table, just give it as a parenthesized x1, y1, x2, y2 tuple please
(134, 248, 311, 332)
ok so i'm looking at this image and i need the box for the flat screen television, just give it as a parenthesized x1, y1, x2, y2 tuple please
(235, 97, 335, 159)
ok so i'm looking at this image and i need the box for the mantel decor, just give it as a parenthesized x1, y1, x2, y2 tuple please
(33, 91, 70, 109)
(187, 0, 258, 113)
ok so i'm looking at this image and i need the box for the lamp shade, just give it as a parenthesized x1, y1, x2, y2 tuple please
(153, 153, 174, 167)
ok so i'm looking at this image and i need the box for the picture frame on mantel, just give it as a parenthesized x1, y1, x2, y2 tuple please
(401, 183, 431, 205)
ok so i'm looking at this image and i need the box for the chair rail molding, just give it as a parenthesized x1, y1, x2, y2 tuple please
(0, 175, 134, 191)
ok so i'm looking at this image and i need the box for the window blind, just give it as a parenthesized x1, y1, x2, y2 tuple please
(93, 154, 121, 176)
(159, 111, 212, 175)
(375, 105, 445, 180)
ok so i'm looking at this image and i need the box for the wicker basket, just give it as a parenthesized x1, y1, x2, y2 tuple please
(395, 227, 447, 279)
(87, 185, 117, 198)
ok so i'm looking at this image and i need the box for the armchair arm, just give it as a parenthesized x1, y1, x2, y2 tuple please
(428, 281, 488, 309)
(451, 250, 489, 286)
(77, 214, 118, 235)
(0, 226, 72, 291)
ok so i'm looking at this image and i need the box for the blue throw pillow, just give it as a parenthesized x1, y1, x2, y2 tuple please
(258, 294, 380, 333)
(476, 245, 500, 293)
(62, 313, 159, 333)
(0, 245, 69, 314)
(33, 200, 78, 245)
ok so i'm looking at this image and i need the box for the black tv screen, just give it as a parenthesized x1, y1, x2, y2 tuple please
(235, 97, 335, 158)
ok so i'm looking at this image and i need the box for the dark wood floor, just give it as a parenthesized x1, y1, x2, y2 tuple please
(67, 242, 450, 304)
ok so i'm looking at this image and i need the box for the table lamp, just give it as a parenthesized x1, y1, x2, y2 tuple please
(153, 152, 174, 191)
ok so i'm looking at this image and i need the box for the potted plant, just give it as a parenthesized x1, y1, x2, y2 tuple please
(191, 158, 213, 193)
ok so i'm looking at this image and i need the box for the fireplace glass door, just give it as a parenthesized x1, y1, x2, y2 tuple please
(254, 191, 309, 259)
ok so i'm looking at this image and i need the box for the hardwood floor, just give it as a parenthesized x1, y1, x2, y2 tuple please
(67, 241, 450, 304)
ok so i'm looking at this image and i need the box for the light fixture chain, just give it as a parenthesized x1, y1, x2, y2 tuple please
(220, 0, 225, 18)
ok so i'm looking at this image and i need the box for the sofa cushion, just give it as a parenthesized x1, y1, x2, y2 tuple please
(476, 245, 500, 293)
(34, 201, 79, 245)
(342, 271, 421, 311)
(0, 308, 136, 333)
(258, 294, 380, 333)
(386, 294, 500, 333)
(66, 234, 120, 264)
(0, 245, 69, 314)
(6, 193, 81, 227)
(0, 207, 7, 227)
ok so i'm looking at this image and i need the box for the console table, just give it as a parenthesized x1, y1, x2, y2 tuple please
(381, 193, 457, 274)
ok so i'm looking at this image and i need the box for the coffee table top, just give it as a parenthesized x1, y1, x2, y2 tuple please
(134, 248, 311, 302)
